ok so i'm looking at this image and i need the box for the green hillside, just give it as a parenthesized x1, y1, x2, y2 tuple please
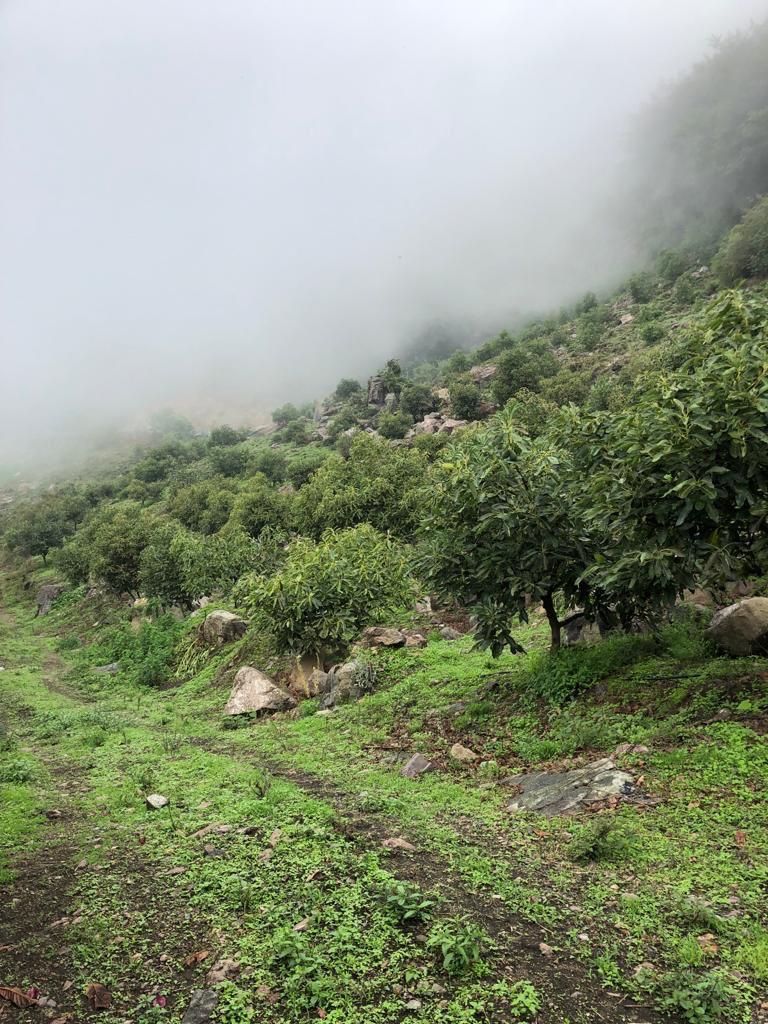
(2, 21, 768, 1024)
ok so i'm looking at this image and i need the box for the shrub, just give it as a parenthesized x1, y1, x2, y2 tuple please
(383, 881, 436, 923)
(641, 321, 665, 345)
(208, 424, 247, 447)
(226, 476, 292, 539)
(241, 524, 413, 657)
(285, 446, 331, 487)
(209, 443, 249, 477)
(377, 411, 413, 439)
(656, 247, 690, 283)
(399, 382, 436, 420)
(628, 271, 656, 303)
(294, 433, 427, 538)
(449, 381, 482, 420)
(714, 197, 768, 284)
(272, 403, 302, 426)
(334, 378, 362, 401)
(492, 342, 559, 404)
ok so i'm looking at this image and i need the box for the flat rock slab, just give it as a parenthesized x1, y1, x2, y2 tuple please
(507, 758, 634, 816)
(182, 990, 219, 1024)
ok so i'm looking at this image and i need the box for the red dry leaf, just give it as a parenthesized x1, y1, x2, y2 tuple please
(0, 986, 37, 1008)
(735, 830, 747, 847)
(84, 983, 111, 1010)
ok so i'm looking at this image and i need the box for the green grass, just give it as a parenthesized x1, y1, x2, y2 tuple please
(1, 563, 767, 1022)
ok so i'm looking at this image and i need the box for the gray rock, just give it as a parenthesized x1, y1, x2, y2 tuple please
(224, 667, 297, 715)
(706, 598, 768, 656)
(468, 364, 498, 388)
(438, 418, 468, 434)
(201, 610, 248, 646)
(307, 668, 331, 695)
(404, 633, 427, 648)
(146, 793, 169, 810)
(360, 626, 406, 648)
(367, 375, 387, 406)
(562, 614, 602, 646)
(439, 626, 462, 641)
(507, 758, 634, 816)
(401, 752, 432, 778)
(95, 662, 119, 675)
(35, 583, 65, 616)
(319, 660, 367, 709)
(182, 990, 219, 1024)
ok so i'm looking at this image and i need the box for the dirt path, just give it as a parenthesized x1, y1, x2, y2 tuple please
(0, 594, 666, 1024)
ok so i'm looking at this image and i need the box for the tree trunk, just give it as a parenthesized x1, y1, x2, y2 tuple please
(542, 591, 561, 653)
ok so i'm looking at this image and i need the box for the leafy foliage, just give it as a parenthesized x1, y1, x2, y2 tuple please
(294, 433, 427, 539)
(240, 524, 413, 656)
(714, 196, 768, 284)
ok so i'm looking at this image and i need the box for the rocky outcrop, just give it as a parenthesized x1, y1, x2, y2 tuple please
(35, 583, 65, 616)
(367, 376, 388, 406)
(507, 758, 634, 816)
(224, 667, 296, 715)
(468, 364, 498, 388)
(706, 598, 768, 656)
(201, 610, 248, 646)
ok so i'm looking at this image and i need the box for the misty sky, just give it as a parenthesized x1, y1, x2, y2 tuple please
(1, 0, 766, 461)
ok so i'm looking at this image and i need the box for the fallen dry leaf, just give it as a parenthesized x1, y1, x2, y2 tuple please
(735, 830, 747, 847)
(268, 828, 282, 847)
(0, 987, 36, 1008)
(62, 981, 73, 992)
(256, 985, 280, 1005)
(184, 949, 210, 967)
(293, 918, 309, 932)
(259, 848, 273, 863)
(84, 983, 111, 1010)
(205, 959, 240, 985)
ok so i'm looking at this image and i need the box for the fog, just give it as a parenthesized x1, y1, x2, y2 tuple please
(1, 0, 766, 465)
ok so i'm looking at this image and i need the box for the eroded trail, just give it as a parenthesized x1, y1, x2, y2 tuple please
(0, 588, 670, 1024)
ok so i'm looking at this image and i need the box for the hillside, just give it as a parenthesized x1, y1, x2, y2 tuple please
(2, 20, 768, 1024)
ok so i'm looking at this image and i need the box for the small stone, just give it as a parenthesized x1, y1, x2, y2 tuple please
(538, 942, 554, 956)
(203, 844, 224, 858)
(449, 742, 478, 762)
(205, 959, 240, 986)
(439, 626, 462, 640)
(182, 989, 219, 1024)
(381, 837, 417, 852)
(293, 918, 309, 932)
(316, 709, 334, 717)
(146, 794, 169, 810)
(401, 753, 432, 778)
(404, 633, 427, 648)
(405, 999, 422, 1010)
(578, 933, 589, 942)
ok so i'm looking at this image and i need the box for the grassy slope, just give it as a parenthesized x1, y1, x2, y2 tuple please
(1, 564, 767, 1024)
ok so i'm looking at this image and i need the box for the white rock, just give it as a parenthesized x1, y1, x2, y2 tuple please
(224, 667, 297, 716)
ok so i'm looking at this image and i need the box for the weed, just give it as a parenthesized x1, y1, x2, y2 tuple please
(427, 917, 488, 976)
(383, 880, 437, 923)
(568, 817, 632, 863)
(658, 970, 731, 1022)
(0, 756, 37, 783)
(507, 979, 541, 1021)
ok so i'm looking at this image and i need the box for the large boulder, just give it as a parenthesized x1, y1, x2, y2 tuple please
(367, 376, 387, 406)
(224, 667, 296, 716)
(507, 758, 634, 816)
(201, 610, 248, 646)
(36, 583, 65, 616)
(706, 598, 768, 656)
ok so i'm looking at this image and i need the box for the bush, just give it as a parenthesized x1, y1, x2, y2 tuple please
(226, 475, 292, 539)
(334, 378, 362, 401)
(285, 446, 331, 487)
(208, 424, 247, 447)
(449, 381, 481, 420)
(91, 614, 184, 687)
(241, 524, 413, 657)
(714, 196, 768, 284)
(628, 271, 656, 303)
(272, 403, 302, 426)
(294, 433, 427, 538)
(377, 411, 413, 439)
(492, 342, 559, 404)
(399, 382, 436, 420)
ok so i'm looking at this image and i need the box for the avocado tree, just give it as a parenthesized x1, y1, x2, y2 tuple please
(420, 408, 599, 653)
(567, 289, 768, 615)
